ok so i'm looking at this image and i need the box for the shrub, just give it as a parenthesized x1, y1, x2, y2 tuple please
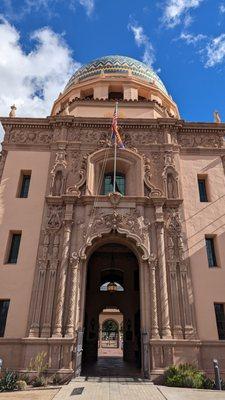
(164, 364, 205, 389)
(16, 380, 27, 391)
(32, 376, 46, 387)
(0, 370, 18, 392)
(29, 351, 48, 377)
(203, 376, 215, 390)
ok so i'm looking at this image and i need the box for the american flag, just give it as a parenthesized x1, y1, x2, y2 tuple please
(111, 102, 125, 149)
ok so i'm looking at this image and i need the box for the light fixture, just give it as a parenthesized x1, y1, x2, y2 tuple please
(107, 282, 117, 293)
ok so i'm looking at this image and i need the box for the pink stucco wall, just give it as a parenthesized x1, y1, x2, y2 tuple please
(0, 150, 50, 338)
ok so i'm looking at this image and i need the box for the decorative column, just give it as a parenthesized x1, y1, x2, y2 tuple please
(65, 253, 79, 337)
(53, 203, 74, 337)
(148, 256, 160, 339)
(154, 202, 172, 338)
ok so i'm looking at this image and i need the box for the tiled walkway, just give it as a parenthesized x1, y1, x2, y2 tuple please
(54, 377, 162, 400)
(82, 356, 141, 377)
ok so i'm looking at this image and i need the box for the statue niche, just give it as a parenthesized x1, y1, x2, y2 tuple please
(52, 170, 63, 196)
(167, 173, 178, 199)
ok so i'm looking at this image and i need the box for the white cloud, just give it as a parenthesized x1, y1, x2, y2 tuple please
(180, 32, 206, 44)
(2, 0, 95, 20)
(128, 22, 155, 66)
(0, 18, 80, 117)
(219, 3, 225, 13)
(163, 0, 203, 27)
(205, 34, 225, 67)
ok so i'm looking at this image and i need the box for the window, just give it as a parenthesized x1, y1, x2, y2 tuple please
(7, 233, 21, 264)
(0, 300, 10, 337)
(18, 171, 31, 198)
(205, 237, 217, 267)
(214, 303, 225, 340)
(198, 177, 208, 202)
(102, 173, 125, 195)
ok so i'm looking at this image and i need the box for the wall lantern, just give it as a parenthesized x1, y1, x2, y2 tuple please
(107, 282, 117, 293)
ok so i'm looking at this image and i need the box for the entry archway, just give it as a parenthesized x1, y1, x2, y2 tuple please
(81, 241, 142, 376)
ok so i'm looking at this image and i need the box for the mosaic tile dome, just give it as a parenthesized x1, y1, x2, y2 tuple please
(64, 55, 168, 94)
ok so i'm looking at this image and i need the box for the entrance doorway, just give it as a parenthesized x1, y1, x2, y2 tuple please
(82, 242, 141, 377)
(98, 308, 123, 358)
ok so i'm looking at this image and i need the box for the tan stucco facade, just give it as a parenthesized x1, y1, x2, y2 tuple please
(1, 58, 225, 381)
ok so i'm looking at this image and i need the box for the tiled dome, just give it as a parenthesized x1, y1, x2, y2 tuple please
(64, 55, 168, 94)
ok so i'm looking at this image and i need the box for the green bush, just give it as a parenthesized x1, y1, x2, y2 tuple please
(203, 376, 215, 390)
(32, 375, 46, 387)
(16, 380, 27, 391)
(0, 370, 18, 392)
(164, 364, 205, 389)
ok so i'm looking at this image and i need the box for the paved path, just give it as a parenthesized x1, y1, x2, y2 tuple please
(53, 378, 225, 400)
(0, 388, 59, 400)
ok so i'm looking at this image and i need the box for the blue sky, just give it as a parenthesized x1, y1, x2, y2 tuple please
(0, 0, 224, 122)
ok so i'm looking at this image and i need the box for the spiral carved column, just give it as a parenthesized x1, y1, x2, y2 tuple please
(149, 256, 160, 339)
(65, 253, 79, 337)
(154, 203, 172, 338)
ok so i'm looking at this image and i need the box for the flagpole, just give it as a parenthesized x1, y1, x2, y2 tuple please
(113, 132, 117, 193)
(113, 101, 118, 193)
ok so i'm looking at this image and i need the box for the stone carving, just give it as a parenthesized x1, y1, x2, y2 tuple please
(80, 209, 151, 260)
(66, 153, 88, 196)
(165, 208, 184, 261)
(4, 128, 52, 145)
(178, 132, 223, 148)
(50, 146, 68, 196)
(163, 151, 178, 198)
(47, 206, 63, 230)
(9, 104, 17, 118)
(143, 154, 163, 197)
(214, 111, 221, 123)
(108, 191, 122, 207)
(0, 150, 7, 181)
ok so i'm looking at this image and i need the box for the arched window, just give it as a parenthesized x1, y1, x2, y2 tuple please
(101, 172, 125, 195)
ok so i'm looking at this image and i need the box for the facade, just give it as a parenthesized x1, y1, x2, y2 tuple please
(0, 55, 225, 380)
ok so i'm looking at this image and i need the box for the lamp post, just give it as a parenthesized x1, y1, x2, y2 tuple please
(213, 359, 222, 390)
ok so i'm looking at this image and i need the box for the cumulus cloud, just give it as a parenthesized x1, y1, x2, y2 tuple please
(0, 18, 80, 117)
(163, 0, 203, 27)
(205, 34, 225, 67)
(128, 22, 155, 66)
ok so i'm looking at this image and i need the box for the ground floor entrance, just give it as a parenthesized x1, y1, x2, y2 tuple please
(81, 242, 142, 377)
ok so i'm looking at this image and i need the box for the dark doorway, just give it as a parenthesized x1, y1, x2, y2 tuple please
(82, 243, 141, 376)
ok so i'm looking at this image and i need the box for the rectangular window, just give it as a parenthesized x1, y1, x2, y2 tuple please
(214, 303, 225, 340)
(7, 233, 21, 264)
(198, 178, 208, 202)
(0, 300, 10, 337)
(18, 171, 31, 198)
(205, 237, 217, 267)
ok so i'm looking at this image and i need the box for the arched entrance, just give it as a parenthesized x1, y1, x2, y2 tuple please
(81, 242, 142, 376)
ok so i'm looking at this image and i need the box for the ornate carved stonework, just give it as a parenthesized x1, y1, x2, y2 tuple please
(46, 205, 64, 230)
(80, 209, 151, 260)
(165, 208, 184, 262)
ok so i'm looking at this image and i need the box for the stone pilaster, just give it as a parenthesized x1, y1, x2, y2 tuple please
(65, 253, 79, 337)
(154, 202, 172, 338)
(28, 262, 47, 337)
(148, 257, 160, 339)
(179, 262, 196, 338)
(169, 263, 183, 338)
(53, 204, 74, 337)
(41, 261, 58, 337)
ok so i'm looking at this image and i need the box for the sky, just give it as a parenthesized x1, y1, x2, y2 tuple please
(0, 0, 225, 125)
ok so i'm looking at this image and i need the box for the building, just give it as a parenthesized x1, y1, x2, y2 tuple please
(0, 55, 225, 380)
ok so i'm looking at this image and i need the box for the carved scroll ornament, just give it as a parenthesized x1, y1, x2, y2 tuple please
(80, 209, 151, 260)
